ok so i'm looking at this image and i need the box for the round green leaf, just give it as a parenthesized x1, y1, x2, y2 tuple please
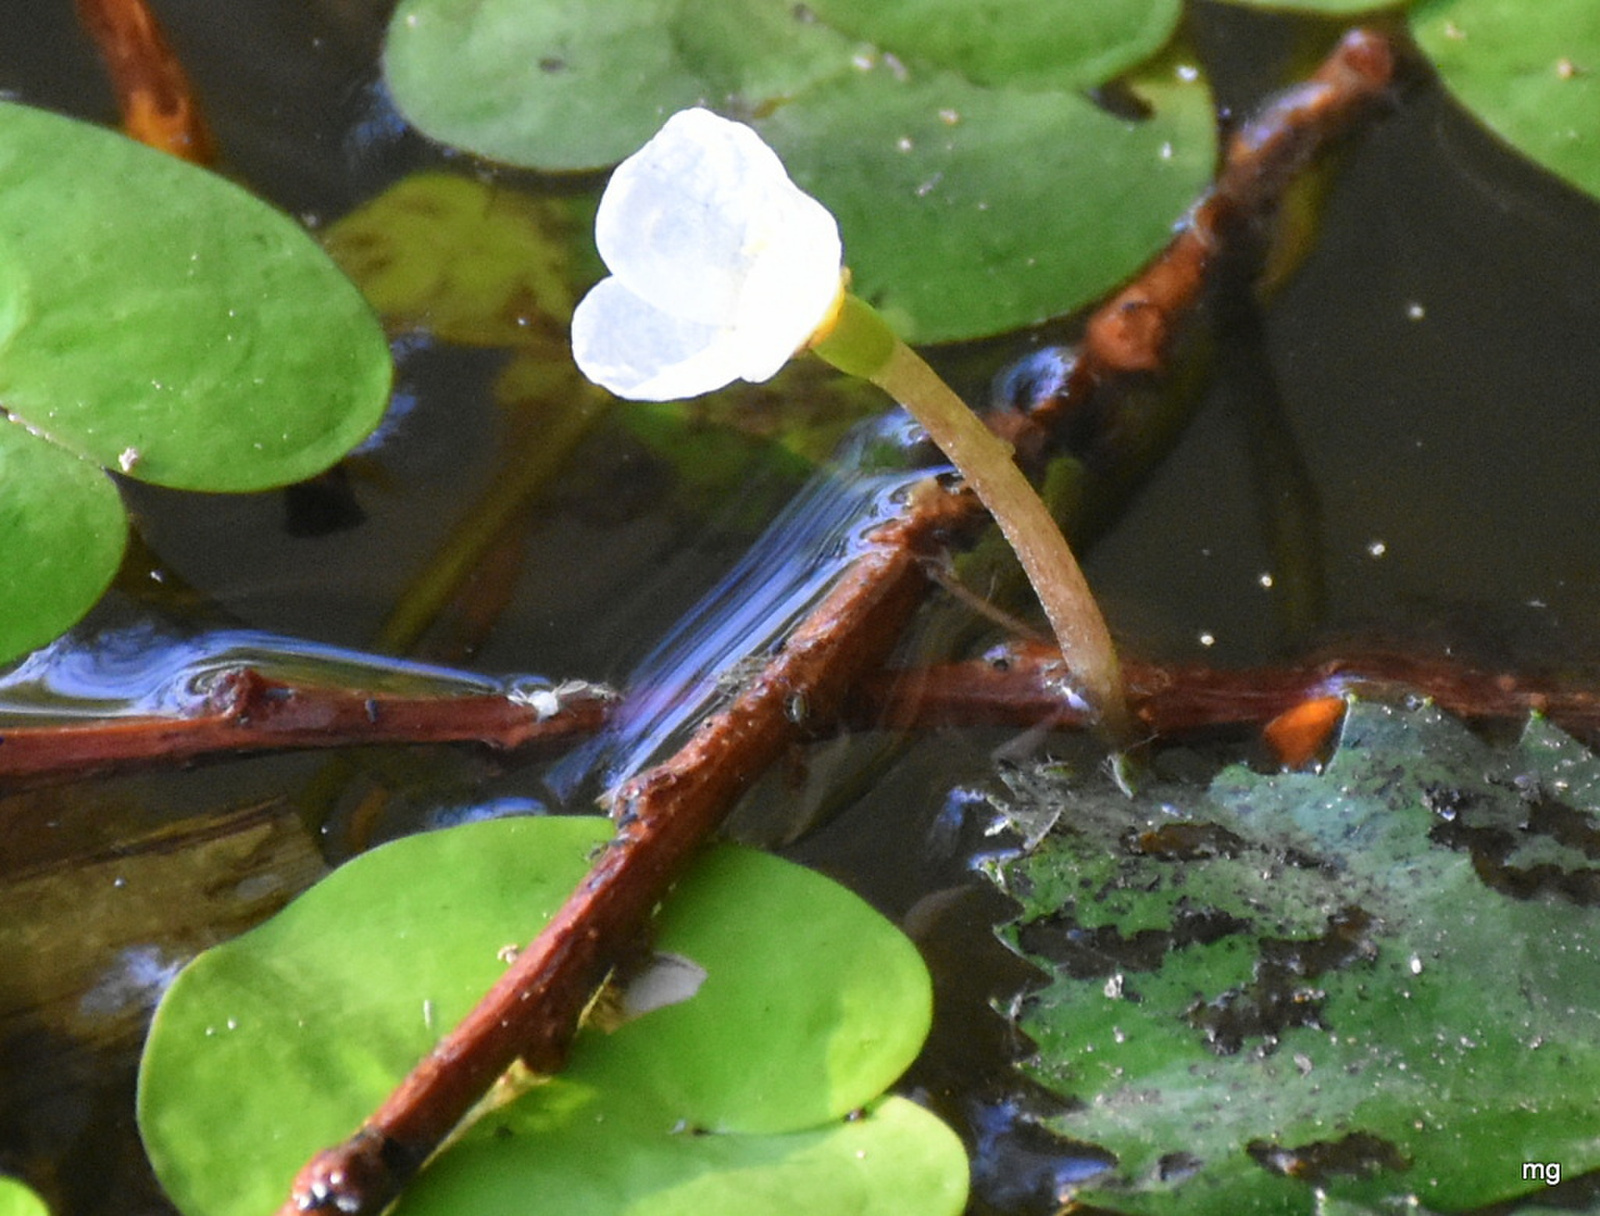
(0, 1177, 49, 1216)
(762, 60, 1214, 341)
(799, 0, 1180, 91)
(0, 418, 126, 662)
(1413, 0, 1600, 201)
(383, 0, 1214, 341)
(139, 816, 944, 1216)
(564, 842, 933, 1134)
(396, 1094, 967, 1216)
(384, 0, 862, 171)
(0, 102, 391, 492)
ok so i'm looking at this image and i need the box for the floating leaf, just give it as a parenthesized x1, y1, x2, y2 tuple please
(800, 0, 1181, 91)
(0, 102, 391, 664)
(323, 172, 596, 346)
(0, 103, 391, 493)
(399, 1093, 963, 1216)
(762, 60, 1212, 341)
(139, 816, 962, 1216)
(1412, 0, 1600, 201)
(384, 0, 1215, 341)
(384, 0, 864, 171)
(0, 1178, 48, 1216)
(988, 701, 1600, 1213)
(0, 422, 125, 662)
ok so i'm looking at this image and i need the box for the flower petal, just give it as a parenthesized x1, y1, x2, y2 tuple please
(571, 276, 747, 402)
(731, 201, 843, 383)
(595, 108, 840, 337)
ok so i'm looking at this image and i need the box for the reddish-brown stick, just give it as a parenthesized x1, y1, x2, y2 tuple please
(857, 641, 1600, 743)
(0, 670, 613, 789)
(76, 0, 217, 163)
(7, 641, 1593, 789)
(278, 29, 1399, 1215)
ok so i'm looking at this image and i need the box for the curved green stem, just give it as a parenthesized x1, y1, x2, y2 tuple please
(813, 294, 1129, 739)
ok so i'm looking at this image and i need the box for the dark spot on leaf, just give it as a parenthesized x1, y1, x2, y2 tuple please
(1156, 1151, 1203, 1184)
(1015, 918, 1168, 980)
(1429, 786, 1600, 906)
(1259, 905, 1378, 976)
(1279, 844, 1339, 873)
(1125, 821, 1245, 860)
(1246, 1130, 1409, 1181)
(1526, 789, 1600, 861)
(1184, 977, 1325, 1056)
(1015, 903, 1248, 982)
(538, 56, 566, 73)
(1422, 783, 1477, 822)
(1183, 908, 1376, 1055)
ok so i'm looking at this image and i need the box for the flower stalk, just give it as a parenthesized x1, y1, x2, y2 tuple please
(812, 294, 1128, 736)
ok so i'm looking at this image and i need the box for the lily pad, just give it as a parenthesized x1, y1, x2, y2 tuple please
(398, 1091, 962, 1216)
(762, 60, 1212, 342)
(0, 101, 392, 665)
(0, 421, 125, 662)
(794, 0, 1180, 92)
(1412, 0, 1600, 201)
(988, 700, 1600, 1213)
(383, 0, 1215, 341)
(0, 1178, 48, 1216)
(139, 815, 963, 1216)
(0, 103, 390, 492)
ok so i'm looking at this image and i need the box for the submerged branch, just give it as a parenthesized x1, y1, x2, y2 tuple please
(76, 0, 216, 163)
(857, 642, 1600, 743)
(0, 671, 613, 790)
(277, 28, 1400, 1216)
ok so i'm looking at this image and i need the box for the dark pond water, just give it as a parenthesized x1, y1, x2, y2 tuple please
(2, 2, 1599, 1213)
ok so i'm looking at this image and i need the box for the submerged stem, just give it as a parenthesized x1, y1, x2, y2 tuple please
(814, 295, 1128, 738)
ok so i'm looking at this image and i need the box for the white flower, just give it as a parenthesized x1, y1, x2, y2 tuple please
(571, 108, 844, 402)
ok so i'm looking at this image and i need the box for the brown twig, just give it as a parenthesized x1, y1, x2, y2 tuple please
(76, 0, 217, 163)
(277, 29, 1398, 1214)
(0, 671, 613, 790)
(856, 641, 1600, 743)
(7, 634, 1589, 794)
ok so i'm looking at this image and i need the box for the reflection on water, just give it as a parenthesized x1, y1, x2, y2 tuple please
(0, 621, 516, 721)
(546, 416, 938, 804)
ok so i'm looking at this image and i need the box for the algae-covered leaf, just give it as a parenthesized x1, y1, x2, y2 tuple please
(989, 700, 1600, 1214)
(384, 0, 1214, 341)
(139, 816, 961, 1216)
(1413, 0, 1600, 202)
